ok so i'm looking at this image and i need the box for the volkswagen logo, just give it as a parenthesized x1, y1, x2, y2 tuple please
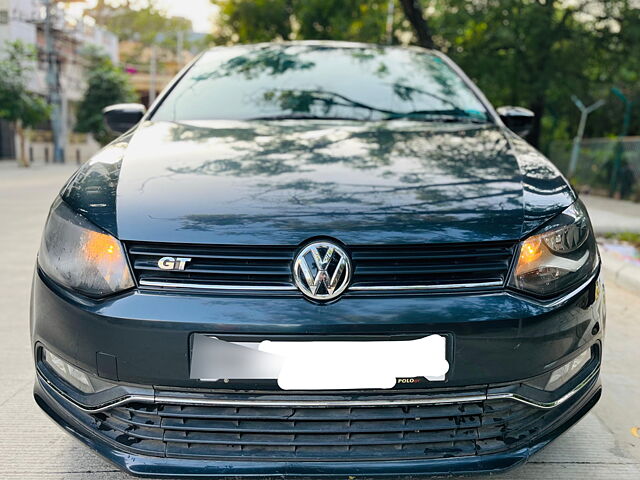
(293, 241, 352, 301)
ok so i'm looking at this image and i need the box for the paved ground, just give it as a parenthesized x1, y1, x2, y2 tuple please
(0, 162, 639, 479)
(582, 194, 640, 234)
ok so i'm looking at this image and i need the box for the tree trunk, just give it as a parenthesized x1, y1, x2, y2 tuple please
(16, 120, 29, 168)
(399, 0, 435, 49)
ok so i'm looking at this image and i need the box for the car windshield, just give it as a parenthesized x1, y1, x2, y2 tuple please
(152, 44, 491, 123)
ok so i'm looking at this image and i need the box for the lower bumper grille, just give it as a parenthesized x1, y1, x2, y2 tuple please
(91, 399, 549, 461)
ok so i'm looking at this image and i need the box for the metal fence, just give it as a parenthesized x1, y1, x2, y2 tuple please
(549, 137, 640, 201)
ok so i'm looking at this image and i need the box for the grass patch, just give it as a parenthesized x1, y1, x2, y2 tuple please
(603, 232, 640, 248)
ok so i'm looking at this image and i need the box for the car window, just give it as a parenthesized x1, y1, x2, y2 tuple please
(152, 44, 490, 123)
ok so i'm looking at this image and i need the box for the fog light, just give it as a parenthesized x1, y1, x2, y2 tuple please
(545, 349, 592, 391)
(43, 349, 111, 394)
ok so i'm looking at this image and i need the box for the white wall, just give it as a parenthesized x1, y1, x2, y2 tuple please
(0, 0, 38, 48)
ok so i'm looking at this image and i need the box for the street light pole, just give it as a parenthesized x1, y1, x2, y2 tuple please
(609, 87, 633, 197)
(567, 96, 605, 178)
(43, 0, 65, 163)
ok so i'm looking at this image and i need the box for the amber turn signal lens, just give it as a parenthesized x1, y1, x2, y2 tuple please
(515, 236, 543, 275)
(82, 230, 119, 262)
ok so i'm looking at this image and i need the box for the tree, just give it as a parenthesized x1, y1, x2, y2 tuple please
(212, 0, 389, 44)
(416, 0, 632, 148)
(75, 47, 137, 145)
(214, 0, 293, 43)
(0, 41, 50, 167)
(294, 0, 388, 42)
(87, 0, 196, 66)
(398, 0, 434, 49)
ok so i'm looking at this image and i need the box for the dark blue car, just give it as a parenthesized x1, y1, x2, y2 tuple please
(32, 42, 604, 478)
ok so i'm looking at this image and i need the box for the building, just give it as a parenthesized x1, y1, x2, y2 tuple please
(0, 0, 119, 162)
(120, 31, 205, 107)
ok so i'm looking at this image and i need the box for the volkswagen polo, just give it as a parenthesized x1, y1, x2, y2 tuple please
(32, 42, 604, 478)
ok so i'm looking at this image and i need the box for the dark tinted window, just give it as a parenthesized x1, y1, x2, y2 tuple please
(152, 44, 489, 122)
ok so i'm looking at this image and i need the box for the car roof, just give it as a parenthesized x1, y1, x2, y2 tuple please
(206, 40, 436, 54)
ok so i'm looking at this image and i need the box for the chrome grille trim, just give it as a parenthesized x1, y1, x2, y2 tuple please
(139, 279, 503, 292)
(38, 367, 599, 414)
(139, 280, 298, 291)
(349, 280, 504, 291)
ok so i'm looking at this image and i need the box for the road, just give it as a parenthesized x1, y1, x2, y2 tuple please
(0, 162, 638, 479)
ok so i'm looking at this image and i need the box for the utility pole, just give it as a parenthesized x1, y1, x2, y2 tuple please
(44, 0, 65, 163)
(609, 87, 633, 197)
(176, 30, 184, 67)
(567, 96, 605, 178)
(149, 43, 158, 105)
(385, 0, 395, 44)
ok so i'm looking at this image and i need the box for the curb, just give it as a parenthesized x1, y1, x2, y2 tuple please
(599, 248, 640, 295)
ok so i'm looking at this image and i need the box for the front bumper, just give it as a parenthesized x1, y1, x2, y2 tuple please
(31, 268, 605, 389)
(35, 365, 601, 478)
(31, 268, 605, 477)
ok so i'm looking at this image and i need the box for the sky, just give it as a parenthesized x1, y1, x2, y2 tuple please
(64, 0, 219, 34)
(155, 0, 219, 33)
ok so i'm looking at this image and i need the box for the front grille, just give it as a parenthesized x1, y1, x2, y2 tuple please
(89, 398, 547, 461)
(127, 243, 295, 290)
(126, 241, 515, 293)
(349, 243, 514, 290)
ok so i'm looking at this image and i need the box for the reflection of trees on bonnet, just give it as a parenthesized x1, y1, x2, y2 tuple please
(161, 119, 521, 214)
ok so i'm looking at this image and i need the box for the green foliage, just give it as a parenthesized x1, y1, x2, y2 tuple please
(212, 0, 389, 44)
(75, 47, 137, 145)
(429, 0, 635, 147)
(295, 0, 388, 41)
(215, 0, 293, 43)
(88, 0, 196, 64)
(0, 41, 50, 128)
(90, 0, 192, 44)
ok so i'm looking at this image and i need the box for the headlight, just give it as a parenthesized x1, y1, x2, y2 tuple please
(508, 201, 598, 297)
(38, 199, 134, 297)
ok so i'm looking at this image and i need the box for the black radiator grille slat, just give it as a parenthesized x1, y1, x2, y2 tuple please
(126, 241, 515, 292)
(158, 416, 482, 434)
(147, 403, 484, 421)
(354, 263, 508, 275)
(90, 398, 547, 461)
(350, 243, 514, 289)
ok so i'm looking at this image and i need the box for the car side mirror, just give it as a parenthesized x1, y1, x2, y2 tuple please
(103, 103, 146, 134)
(496, 106, 534, 138)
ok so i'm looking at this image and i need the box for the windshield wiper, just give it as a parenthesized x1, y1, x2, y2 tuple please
(248, 89, 489, 124)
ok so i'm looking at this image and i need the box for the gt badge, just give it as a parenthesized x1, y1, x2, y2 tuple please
(158, 256, 191, 271)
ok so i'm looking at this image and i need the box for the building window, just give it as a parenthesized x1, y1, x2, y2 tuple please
(0, 11, 9, 24)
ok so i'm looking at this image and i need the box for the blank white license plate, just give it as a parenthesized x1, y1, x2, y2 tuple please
(191, 334, 450, 390)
